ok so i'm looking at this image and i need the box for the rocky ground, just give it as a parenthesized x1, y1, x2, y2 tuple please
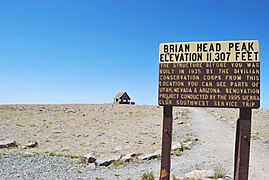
(0, 104, 269, 179)
(0, 104, 190, 157)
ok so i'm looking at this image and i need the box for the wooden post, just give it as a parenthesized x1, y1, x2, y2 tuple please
(234, 116, 240, 178)
(234, 108, 252, 180)
(160, 106, 173, 180)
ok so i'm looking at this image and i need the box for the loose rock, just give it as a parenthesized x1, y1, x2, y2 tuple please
(96, 154, 121, 166)
(184, 170, 214, 179)
(175, 174, 188, 180)
(87, 163, 96, 169)
(80, 153, 96, 164)
(171, 142, 183, 151)
(0, 140, 17, 149)
(113, 145, 123, 152)
(138, 151, 160, 160)
(121, 152, 137, 162)
(22, 141, 38, 149)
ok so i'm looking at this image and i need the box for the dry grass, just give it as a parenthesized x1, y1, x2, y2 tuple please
(141, 172, 155, 180)
(213, 165, 226, 179)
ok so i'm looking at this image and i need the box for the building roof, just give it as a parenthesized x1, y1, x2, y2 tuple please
(114, 92, 131, 100)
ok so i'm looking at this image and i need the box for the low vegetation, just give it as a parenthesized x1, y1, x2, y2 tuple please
(141, 171, 155, 180)
(76, 168, 86, 174)
(213, 165, 226, 179)
(49, 152, 80, 159)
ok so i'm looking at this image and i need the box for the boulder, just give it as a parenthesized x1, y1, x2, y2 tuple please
(96, 154, 121, 166)
(0, 140, 17, 149)
(80, 153, 96, 164)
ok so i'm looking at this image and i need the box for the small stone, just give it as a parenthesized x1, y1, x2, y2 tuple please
(187, 140, 194, 145)
(223, 175, 232, 180)
(138, 151, 160, 160)
(121, 152, 137, 162)
(185, 170, 215, 179)
(114, 145, 123, 152)
(22, 141, 38, 149)
(171, 142, 182, 151)
(80, 153, 96, 164)
(0, 140, 17, 149)
(177, 121, 184, 125)
(87, 163, 96, 169)
(96, 154, 121, 166)
(174, 174, 188, 180)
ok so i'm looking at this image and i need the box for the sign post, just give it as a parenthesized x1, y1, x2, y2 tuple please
(160, 106, 173, 180)
(234, 108, 252, 180)
(158, 40, 260, 180)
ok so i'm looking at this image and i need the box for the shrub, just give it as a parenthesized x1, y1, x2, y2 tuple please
(141, 172, 155, 180)
(213, 165, 226, 179)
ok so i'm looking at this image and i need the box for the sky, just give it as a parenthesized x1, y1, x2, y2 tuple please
(0, 0, 268, 107)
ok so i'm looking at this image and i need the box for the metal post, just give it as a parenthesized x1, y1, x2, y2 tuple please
(234, 108, 252, 180)
(160, 106, 173, 180)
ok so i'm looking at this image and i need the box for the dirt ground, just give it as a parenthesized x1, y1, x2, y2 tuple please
(206, 108, 269, 140)
(0, 104, 190, 158)
(1, 105, 269, 179)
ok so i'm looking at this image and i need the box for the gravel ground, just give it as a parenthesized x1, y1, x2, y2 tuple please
(0, 154, 87, 180)
(206, 108, 269, 140)
(1, 106, 269, 179)
(0, 104, 190, 157)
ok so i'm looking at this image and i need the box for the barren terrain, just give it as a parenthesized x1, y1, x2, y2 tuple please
(206, 108, 269, 141)
(1, 104, 269, 179)
(0, 104, 190, 158)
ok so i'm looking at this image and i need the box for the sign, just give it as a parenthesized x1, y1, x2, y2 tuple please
(158, 40, 260, 108)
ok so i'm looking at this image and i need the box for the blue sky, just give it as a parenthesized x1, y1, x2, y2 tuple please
(0, 0, 268, 107)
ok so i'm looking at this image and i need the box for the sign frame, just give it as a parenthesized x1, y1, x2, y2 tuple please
(158, 40, 260, 180)
(158, 40, 260, 109)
